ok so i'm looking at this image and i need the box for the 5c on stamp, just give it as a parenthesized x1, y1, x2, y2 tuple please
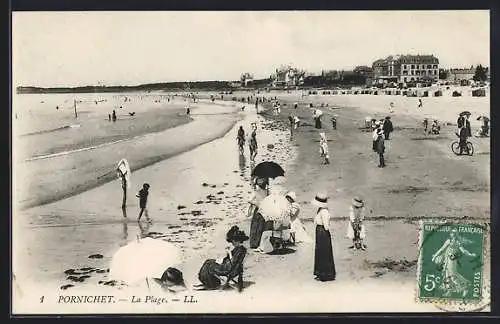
(417, 222, 486, 304)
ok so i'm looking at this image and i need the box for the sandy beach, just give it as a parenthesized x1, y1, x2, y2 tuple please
(13, 90, 490, 314)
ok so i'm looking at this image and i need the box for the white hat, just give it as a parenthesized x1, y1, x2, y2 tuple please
(319, 132, 327, 141)
(285, 191, 297, 202)
(352, 197, 364, 208)
(311, 193, 328, 208)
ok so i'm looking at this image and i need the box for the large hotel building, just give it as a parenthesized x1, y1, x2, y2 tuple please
(372, 55, 439, 85)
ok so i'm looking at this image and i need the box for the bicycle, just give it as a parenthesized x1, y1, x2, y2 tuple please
(451, 140, 474, 156)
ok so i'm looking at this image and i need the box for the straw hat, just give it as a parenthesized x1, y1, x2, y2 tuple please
(285, 191, 297, 202)
(352, 197, 364, 208)
(311, 193, 328, 208)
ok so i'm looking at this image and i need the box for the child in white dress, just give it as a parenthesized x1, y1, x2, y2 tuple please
(285, 191, 312, 244)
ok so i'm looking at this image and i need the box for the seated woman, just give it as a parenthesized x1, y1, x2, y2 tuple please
(195, 226, 248, 291)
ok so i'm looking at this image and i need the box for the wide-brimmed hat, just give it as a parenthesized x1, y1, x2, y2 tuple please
(352, 197, 364, 208)
(159, 267, 186, 287)
(311, 193, 328, 208)
(385, 116, 391, 120)
(232, 230, 249, 243)
(226, 225, 240, 243)
(285, 191, 297, 202)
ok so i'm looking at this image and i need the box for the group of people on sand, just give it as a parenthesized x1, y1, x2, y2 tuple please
(245, 176, 369, 282)
(237, 123, 258, 161)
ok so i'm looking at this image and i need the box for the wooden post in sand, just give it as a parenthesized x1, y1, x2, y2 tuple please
(74, 100, 78, 118)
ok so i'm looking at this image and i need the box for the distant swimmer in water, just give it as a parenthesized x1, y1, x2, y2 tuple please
(128, 112, 136, 117)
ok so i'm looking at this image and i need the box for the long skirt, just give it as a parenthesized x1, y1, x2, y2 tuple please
(314, 225, 336, 281)
(315, 118, 322, 129)
(198, 259, 222, 289)
(250, 211, 265, 249)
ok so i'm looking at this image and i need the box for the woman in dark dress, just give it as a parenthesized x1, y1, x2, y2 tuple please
(311, 193, 336, 281)
(197, 226, 248, 290)
(248, 178, 269, 249)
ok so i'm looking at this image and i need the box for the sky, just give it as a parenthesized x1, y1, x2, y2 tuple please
(12, 10, 489, 87)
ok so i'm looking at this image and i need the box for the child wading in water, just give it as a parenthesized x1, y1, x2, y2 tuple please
(319, 132, 330, 164)
(136, 183, 151, 222)
(347, 197, 367, 250)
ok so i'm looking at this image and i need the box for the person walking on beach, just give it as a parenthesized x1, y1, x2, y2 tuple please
(382, 116, 394, 140)
(347, 197, 367, 251)
(117, 158, 131, 210)
(136, 183, 151, 222)
(374, 128, 386, 168)
(112, 110, 117, 122)
(319, 132, 330, 165)
(417, 99, 423, 108)
(237, 126, 246, 154)
(423, 118, 429, 134)
(313, 109, 323, 129)
(293, 115, 300, 130)
(331, 115, 337, 130)
(249, 130, 258, 161)
(372, 121, 381, 152)
(255, 99, 258, 113)
(108, 114, 111, 122)
(288, 115, 295, 136)
(389, 102, 395, 113)
(312, 193, 336, 281)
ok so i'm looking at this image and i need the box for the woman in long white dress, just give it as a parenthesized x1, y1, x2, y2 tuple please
(285, 192, 312, 244)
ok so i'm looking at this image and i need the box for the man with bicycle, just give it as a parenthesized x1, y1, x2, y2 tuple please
(457, 112, 472, 155)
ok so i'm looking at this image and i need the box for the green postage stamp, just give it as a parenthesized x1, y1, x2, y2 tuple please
(417, 221, 487, 306)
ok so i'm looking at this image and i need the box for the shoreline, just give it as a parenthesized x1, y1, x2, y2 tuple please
(15, 100, 243, 210)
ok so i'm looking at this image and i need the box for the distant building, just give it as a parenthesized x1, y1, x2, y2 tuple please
(272, 65, 304, 87)
(447, 67, 475, 82)
(372, 54, 439, 85)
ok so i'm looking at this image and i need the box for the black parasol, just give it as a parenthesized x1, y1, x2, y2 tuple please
(251, 161, 285, 179)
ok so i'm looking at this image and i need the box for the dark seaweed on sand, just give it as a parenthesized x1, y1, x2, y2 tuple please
(88, 254, 103, 259)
